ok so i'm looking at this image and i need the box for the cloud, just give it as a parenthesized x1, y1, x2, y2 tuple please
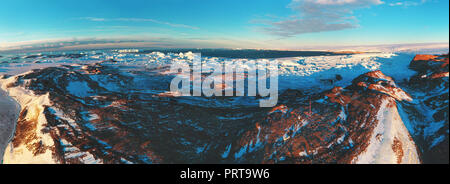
(81, 17, 106, 22)
(0, 36, 264, 52)
(0, 38, 147, 52)
(258, 0, 384, 37)
(79, 17, 199, 30)
(388, 0, 428, 7)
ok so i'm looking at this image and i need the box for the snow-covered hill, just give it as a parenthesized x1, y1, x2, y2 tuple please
(0, 51, 447, 163)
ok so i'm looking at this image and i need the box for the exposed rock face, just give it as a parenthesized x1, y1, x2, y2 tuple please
(0, 63, 267, 163)
(1, 64, 166, 163)
(226, 70, 419, 164)
(409, 54, 449, 80)
(400, 54, 449, 164)
(2, 54, 447, 164)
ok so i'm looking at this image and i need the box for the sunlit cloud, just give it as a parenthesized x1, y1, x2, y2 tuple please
(0, 36, 269, 52)
(79, 17, 199, 30)
(257, 0, 384, 37)
(388, 0, 429, 7)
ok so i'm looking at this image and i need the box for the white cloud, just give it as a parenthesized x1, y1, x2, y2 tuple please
(388, 0, 428, 7)
(79, 17, 199, 30)
(313, 0, 383, 5)
(81, 17, 106, 22)
(0, 36, 267, 52)
(258, 0, 384, 37)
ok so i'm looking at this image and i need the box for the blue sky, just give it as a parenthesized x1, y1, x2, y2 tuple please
(0, 0, 448, 50)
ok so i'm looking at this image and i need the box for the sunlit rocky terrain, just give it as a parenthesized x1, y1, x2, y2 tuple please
(0, 50, 448, 164)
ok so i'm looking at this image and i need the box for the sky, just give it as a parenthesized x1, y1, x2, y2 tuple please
(0, 0, 448, 51)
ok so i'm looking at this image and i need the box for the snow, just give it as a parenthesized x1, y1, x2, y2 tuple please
(352, 98, 420, 164)
(424, 121, 446, 138)
(234, 144, 248, 159)
(60, 139, 103, 164)
(2, 51, 418, 95)
(430, 135, 446, 148)
(222, 144, 232, 158)
(91, 51, 414, 94)
(0, 50, 430, 164)
(0, 78, 55, 163)
(298, 151, 308, 157)
(0, 88, 20, 163)
(48, 107, 81, 132)
(66, 81, 93, 97)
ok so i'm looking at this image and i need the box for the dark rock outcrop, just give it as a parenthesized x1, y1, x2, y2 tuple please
(225, 71, 419, 163)
(3, 53, 448, 164)
(400, 53, 449, 164)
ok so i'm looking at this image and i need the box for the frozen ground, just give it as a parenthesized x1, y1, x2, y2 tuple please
(0, 89, 20, 163)
(0, 49, 447, 163)
(0, 50, 418, 93)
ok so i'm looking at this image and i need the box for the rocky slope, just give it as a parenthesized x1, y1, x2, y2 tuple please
(398, 54, 449, 163)
(0, 54, 447, 164)
(0, 62, 267, 163)
(226, 71, 420, 164)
